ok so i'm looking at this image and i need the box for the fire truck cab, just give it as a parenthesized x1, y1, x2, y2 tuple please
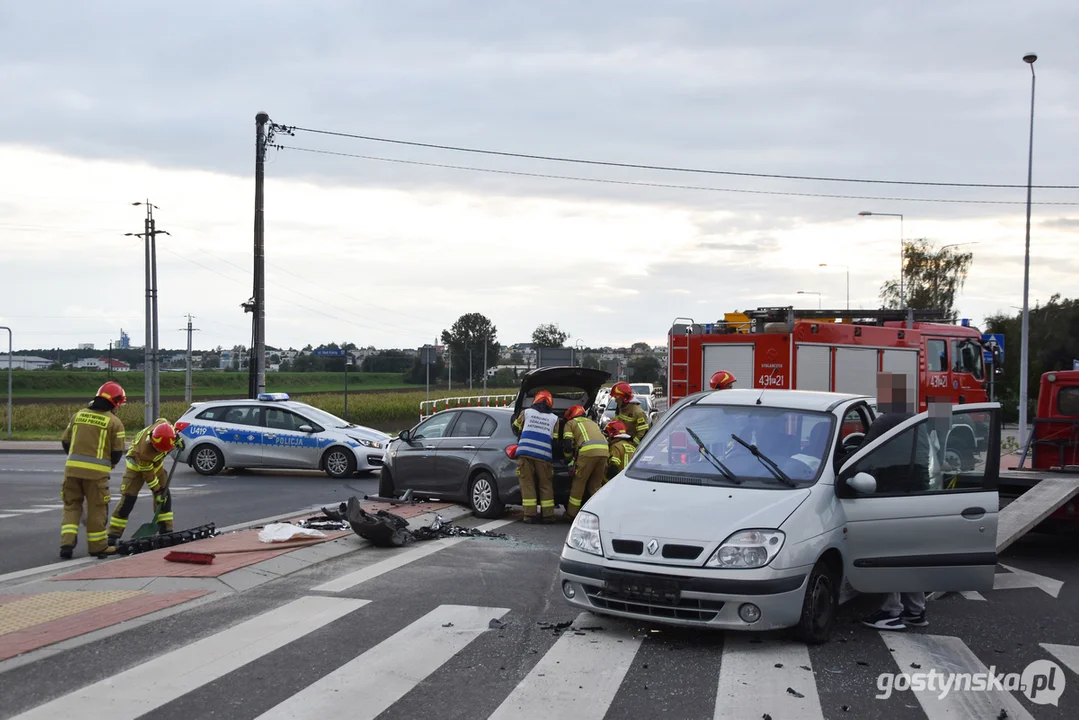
(667, 307, 1000, 413)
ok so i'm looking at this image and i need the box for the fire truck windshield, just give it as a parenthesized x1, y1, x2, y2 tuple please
(628, 405, 836, 487)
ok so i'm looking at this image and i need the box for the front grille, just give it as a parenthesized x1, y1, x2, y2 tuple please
(366, 455, 385, 466)
(662, 544, 703, 560)
(585, 588, 723, 622)
(612, 539, 643, 555)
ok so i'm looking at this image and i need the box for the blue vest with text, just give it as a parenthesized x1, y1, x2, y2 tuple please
(517, 408, 559, 462)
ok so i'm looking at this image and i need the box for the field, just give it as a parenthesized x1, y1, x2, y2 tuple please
(0, 387, 519, 440)
(1, 371, 411, 400)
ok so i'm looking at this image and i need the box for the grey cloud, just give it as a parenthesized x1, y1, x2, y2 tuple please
(1041, 217, 1079, 229)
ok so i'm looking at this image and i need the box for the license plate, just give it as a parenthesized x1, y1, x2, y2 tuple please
(603, 571, 680, 603)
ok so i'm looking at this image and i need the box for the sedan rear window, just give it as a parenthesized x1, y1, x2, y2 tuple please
(628, 404, 835, 487)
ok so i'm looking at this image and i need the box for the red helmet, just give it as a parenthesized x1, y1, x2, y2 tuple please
(96, 381, 126, 408)
(604, 420, 628, 438)
(610, 382, 634, 402)
(709, 371, 737, 390)
(150, 423, 177, 453)
(532, 390, 553, 407)
(564, 405, 586, 420)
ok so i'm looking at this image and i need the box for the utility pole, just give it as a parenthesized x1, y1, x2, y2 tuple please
(249, 112, 270, 399)
(180, 314, 200, 404)
(483, 335, 488, 394)
(126, 202, 169, 425)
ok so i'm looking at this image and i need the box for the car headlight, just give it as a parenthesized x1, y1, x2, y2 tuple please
(567, 511, 603, 557)
(352, 438, 382, 449)
(706, 529, 785, 569)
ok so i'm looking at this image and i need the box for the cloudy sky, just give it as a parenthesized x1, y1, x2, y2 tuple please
(1, 1, 1076, 354)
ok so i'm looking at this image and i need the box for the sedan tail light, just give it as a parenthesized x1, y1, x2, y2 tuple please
(174, 421, 190, 433)
(505, 444, 518, 459)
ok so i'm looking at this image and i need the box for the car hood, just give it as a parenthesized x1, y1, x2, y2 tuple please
(514, 366, 611, 414)
(586, 475, 812, 542)
(341, 425, 392, 444)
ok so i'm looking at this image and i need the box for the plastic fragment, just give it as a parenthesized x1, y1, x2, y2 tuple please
(786, 687, 805, 699)
(910, 663, 921, 669)
(856, 661, 869, 666)
(442, 623, 454, 628)
(489, 618, 507, 630)
(774, 663, 783, 668)
(997, 710, 1008, 720)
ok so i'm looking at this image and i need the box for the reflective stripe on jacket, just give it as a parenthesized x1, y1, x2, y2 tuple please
(513, 408, 559, 462)
(608, 439, 635, 471)
(563, 417, 609, 460)
(616, 402, 650, 445)
(61, 409, 125, 479)
(126, 419, 170, 473)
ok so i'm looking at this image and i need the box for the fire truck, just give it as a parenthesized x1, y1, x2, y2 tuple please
(666, 306, 1001, 410)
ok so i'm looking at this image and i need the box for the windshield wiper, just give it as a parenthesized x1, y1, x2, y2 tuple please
(684, 427, 741, 484)
(730, 434, 798, 487)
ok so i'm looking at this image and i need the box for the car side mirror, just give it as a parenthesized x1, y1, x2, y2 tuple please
(398, 430, 410, 442)
(298, 425, 315, 433)
(846, 471, 877, 495)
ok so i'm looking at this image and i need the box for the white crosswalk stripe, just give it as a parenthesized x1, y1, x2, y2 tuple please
(488, 612, 642, 720)
(883, 632, 1035, 720)
(10, 596, 369, 720)
(715, 634, 823, 719)
(13, 595, 1074, 720)
(257, 604, 510, 719)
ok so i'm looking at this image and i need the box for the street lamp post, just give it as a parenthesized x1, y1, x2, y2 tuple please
(1, 326, 11, 439)
(858, 211, 905, 308)
(1019, 52, 1038, 456)
(797, 291, 822, 310)
(818, 264, 849, 310)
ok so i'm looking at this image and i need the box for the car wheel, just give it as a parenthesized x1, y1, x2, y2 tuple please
(191, 445, 224, 476)
(378, 467, 395, 497)
(793, 560, 838, 645)
(323, 447, 357, 479)
(469, 471, 505, 519)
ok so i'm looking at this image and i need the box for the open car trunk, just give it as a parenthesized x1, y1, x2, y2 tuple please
(513, 366, 613, 493)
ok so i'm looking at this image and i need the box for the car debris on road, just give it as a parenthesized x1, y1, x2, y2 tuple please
(337, 496, 508, 547)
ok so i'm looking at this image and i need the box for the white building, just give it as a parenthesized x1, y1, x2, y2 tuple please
(4, 355, 53, 370)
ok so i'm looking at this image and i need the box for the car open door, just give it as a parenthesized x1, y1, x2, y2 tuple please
(836, 403, 1001, 594)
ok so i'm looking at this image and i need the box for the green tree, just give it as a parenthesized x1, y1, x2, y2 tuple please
(582, 354, 601, 370)
(405, 354, 445, 384)
(510, 351, 524, 364)
(985, 294, 1079, 422)
(630, 342, 651, 354)
(628, 355, 662, 383)
(440, 313, 499, 384)
(361, 350, 413, 374)
(879, 239, 974, 318)
(532, 323, 569, 348)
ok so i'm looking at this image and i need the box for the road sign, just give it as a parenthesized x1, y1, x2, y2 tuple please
(420, 346, 437, 365)
(313, 348, 346, 357)
(982, 333, 1005, 365)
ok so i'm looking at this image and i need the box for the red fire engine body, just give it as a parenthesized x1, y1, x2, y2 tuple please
(667, 307, 997, 411)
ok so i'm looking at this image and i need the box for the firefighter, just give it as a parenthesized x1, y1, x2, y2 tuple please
(561, 405, 609, 520)
(709, 370, 737, 390)
(604, 420, 635, 481)
(107, 419, 182, 544)
(59, 382, 127, 559)
(610, 382, 649, 446)
(511, 390, 559, 523)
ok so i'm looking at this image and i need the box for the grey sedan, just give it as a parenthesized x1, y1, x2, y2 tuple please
(380, 407, 545, 518)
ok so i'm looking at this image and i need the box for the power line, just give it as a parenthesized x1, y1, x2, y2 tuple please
(285, 125, 1079, 190)
(274, 145, 1079, 207)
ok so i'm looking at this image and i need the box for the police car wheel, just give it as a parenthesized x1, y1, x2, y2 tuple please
(192, 445, 224, 476)
(469, 471, 504, 519)
(324, 447, 357, 479)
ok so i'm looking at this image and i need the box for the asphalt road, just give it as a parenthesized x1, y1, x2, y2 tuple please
(0, 453, 379, 575)
(4, 514, 1079, 719)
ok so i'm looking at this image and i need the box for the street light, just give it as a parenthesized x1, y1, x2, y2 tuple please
(858, 211, 905, 308)
(797, 291, 822, 309)
(818, 264, 849, 309)
(1019, 52, 1038, 457)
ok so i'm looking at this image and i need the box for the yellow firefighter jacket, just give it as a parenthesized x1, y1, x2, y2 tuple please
(616, 401, 649, 445)
(126, 418, 172, 485)
(607, 437, 636, 478)
(562, 416, 609, 463)
(61, 408, 126, 480)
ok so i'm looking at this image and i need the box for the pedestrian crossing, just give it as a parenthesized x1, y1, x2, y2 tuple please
(7, 594, 1073, 720)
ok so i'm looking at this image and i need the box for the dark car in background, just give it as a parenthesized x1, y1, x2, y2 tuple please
(380, 366, 611, 518)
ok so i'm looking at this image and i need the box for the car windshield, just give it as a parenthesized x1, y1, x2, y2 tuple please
(625, 404, 835, 487)
(292, 404, 353, 429)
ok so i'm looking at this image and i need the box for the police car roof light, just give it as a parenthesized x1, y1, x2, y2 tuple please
(257, 393, 290, 401)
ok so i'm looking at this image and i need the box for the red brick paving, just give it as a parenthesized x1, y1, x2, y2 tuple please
(52, 502, 455, 581)
(0, 595, 25, 608)
(0, 590, 209, 661)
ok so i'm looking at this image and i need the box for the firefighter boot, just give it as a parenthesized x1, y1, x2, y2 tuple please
(93, 547, 117, 559)
(59, 546, 74, 560)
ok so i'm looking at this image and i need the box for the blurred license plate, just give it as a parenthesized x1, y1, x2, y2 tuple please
(603, 571, 680, 603)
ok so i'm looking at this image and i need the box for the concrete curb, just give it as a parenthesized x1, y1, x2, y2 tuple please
(0, 443, 65, 454)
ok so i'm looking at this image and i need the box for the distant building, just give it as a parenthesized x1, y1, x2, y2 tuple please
(71, 357, 131, 372)
(116, 330, 131, 350)
(6, 356, 53, 371)
(77, 343, 95, 351)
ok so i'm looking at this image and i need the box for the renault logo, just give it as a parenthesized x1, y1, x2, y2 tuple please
(647, 539, 659, 555)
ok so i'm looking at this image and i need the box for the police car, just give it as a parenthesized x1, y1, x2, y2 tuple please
(173, 393, 392, 478)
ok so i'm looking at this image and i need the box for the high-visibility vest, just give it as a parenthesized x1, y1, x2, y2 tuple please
(563, 417, 609, 459)
(513, 408, 559, 462)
